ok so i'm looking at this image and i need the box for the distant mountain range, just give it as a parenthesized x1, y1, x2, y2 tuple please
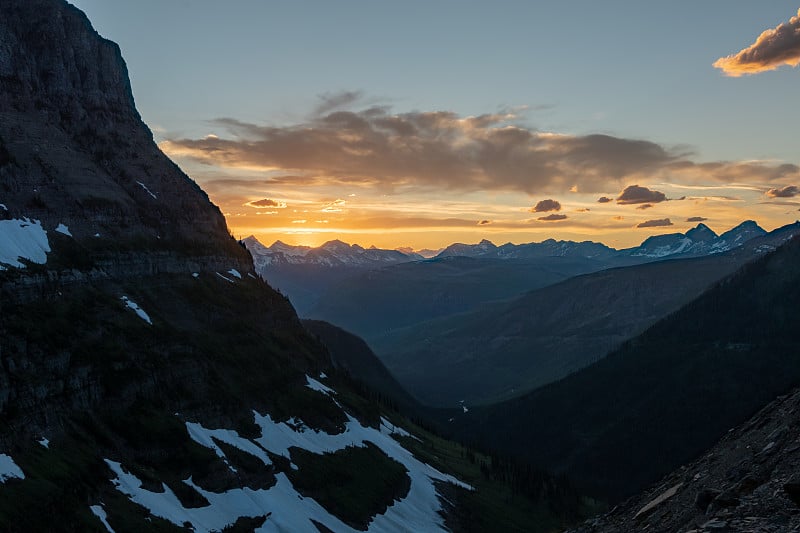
(246, 220, 773, 272)
(435, 220, 768, 261)
(244, 221, 777, 315)
(371, 221, 800, 407)
(243, 236, 421, 269)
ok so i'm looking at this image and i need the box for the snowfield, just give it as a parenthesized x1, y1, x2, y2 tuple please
(105, 405, 471, 532)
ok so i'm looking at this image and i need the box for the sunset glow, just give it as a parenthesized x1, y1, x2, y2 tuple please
(72, 0, 800, 251)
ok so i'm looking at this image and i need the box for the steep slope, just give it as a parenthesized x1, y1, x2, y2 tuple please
(446, 234, 800, 502)
(302, 320, 421, 413)
(571, 384, 800, 532)
(0, 2, 589, 531)
(375, 223, 799, 407)
(0, 0, 245, 270)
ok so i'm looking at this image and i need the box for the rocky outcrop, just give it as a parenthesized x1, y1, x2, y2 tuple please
(570, 386, 800, 532)
(0, 0, 251, 281)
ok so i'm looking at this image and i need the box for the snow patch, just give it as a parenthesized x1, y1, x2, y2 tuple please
(38, 438, 49, 449)
(136, 181, 157, 199)
(216, 272, 235, 283)
(0, 204, 7, 211)
(305, 375, 334, 395)
(55, 223, 72, 237)
(120, 296, 152, 325)
(89, 504, 116, 533)
(192, 272, 199, 278)
(0, 218, 50, 269)
(0, 454, 24, 482)
(108, 409, 470, 532)
(227, 268, 242, 279)
(185, 421, 272, 471)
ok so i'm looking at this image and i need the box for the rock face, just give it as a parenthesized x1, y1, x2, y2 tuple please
(0, 0, 248, 275)
(570, 386, 800, 532)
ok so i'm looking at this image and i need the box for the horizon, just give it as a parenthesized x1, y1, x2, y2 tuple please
(245, 217, 797, 254)
(71, 1, 800, 250)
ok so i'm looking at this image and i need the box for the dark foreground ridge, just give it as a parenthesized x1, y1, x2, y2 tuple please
(0, 1, 590, 531)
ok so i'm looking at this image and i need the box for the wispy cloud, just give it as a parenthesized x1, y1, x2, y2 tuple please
(714, 9, 800, 76)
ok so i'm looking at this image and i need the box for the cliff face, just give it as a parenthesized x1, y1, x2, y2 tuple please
(0, 0, 249, 278)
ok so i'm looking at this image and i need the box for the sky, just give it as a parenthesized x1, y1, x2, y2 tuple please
(70, 1, 800, 250)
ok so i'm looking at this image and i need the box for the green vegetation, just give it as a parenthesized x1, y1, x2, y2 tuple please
(289, 443, 411, 530)
(392, 417, 600, 532)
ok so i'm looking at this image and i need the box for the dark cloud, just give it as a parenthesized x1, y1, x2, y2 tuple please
(478, 219, 492, 225)
(635, 203, 654, 210)
(687, 216, 708, 222)
(617, 185, 667, 205)
(637, 218, 673, 228)
(767, 185, 799, 198)
(714, 9, 800, 76)
(597, 196, 613, 203)
(531, 199, 562, 212)
(244, 198, 287, 208)
(537, 214, 568, 221)
(162, 105, 799, 195)
(575, 208, 591, 212)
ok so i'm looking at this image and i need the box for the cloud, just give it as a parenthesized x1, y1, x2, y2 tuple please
(636, 203, 654, 210)
(575, 208, 591, 212)
(687, 216, 708, 222)
(321, 198, 347, 212)
(478, 219, 492, 225)
(530, 199, 562, 212)
(244, 198, 287, 209)
(616, 185, 667, 205)
(637, 218, 673, 228)
(597, 196, 613, 203)
(313, 90, 365, 116)
(537, 213, 568, 221)
(162, 103, 800, 197)
(713, 9, 800, 76)
(767, 185, 799, 198)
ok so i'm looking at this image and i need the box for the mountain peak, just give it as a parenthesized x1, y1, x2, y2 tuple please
(686, 223, 718, 242)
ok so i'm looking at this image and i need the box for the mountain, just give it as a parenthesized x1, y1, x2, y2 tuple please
(571, 384, 800, 532)
(302, 320, 421, 414)
(372, 222, 799, 407)
(245, 237, 419, 268)
(437, 238, 618, 260)
(0, 2, 589, 530)
(433, 222, 767, 262)
(444, 233, 800, 502)
(307, 255, 618, 342)
(244, 236, 419, 313)
(623, 221, 767, 258)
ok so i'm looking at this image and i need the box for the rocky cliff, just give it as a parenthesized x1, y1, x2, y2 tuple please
(0, 0, 250, 287)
